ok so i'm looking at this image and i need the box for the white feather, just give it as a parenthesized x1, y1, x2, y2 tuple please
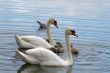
(17, 47, 68, 66)
(17, 35, 52, 49)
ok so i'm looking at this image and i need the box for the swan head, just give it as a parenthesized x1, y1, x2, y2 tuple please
(47, 18, 58, 28)
(66, 28, 78, 37)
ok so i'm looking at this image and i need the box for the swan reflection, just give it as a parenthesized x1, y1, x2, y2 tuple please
(17, 64, 72, 73)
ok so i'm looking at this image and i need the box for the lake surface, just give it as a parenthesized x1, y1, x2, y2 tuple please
(0, 0, 110, 73)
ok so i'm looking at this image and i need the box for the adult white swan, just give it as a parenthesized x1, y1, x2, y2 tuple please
(15, 18, 58, 49)
(36, 20, 65, 53)
(17, 28, 78, 66)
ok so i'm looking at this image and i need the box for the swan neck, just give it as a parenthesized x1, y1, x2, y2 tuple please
(47, 23, 55, 46)
(65, 33, 73, 64)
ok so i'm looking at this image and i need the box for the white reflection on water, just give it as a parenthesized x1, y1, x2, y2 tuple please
(17, 64, 72, 73)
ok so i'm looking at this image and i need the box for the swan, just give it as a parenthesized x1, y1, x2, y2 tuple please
(71, 45, 79, 54)
(46, 39, 79, 55)
(46, 39, 64, 53)
(16, 28, 78, 66)
(15, 18, 58, 49)
(37, 20, 66, 53)
(37, 20, 47, 30)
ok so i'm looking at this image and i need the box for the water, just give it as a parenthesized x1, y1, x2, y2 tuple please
(0, 0, 110, 73)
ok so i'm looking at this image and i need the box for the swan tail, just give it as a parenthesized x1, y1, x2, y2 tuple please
(15, 34, 23, 48)
(17, 49, 26, 57)
(37, 21, 41, 25)
(16, 50, 29, 63)
(15, 34, 28, 48)
(15, 34, 20, 45)
(15, 34, 36, 49)
(37, 21, 46, 29)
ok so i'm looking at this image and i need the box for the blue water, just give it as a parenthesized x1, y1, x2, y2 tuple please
(0, 0, 110, 73)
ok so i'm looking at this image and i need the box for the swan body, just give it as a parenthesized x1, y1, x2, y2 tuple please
(15, 35, 52, 49)
(15, 18, 58, 49)
(37, 21, 47, 30)
(71, 45, 79, 54)
(17, 28, 78, 66)
(17, 47, 70, 66)
(54, 42, 64, 53)
(46, 39, 64, 53)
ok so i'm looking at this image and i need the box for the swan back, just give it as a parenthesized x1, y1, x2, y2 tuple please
(15, 34, 36, 49)
(15, 35, 52, 49)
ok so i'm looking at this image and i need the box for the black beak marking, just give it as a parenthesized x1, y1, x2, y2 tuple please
(71, 30, 78, 37)
(54, 21, 58, 28)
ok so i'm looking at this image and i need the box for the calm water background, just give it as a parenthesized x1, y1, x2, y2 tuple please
(0, 0, 110, 73)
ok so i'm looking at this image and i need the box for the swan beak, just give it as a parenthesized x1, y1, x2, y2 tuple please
(54, 24, 59, 28)
(73, 33, 78, 37)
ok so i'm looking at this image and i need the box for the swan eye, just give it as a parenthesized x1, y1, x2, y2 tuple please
(71, 30, 78, 37)
(53, 21, 58, 28)
(54, 20, 57, 25)
(71, 30, 75, 34)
